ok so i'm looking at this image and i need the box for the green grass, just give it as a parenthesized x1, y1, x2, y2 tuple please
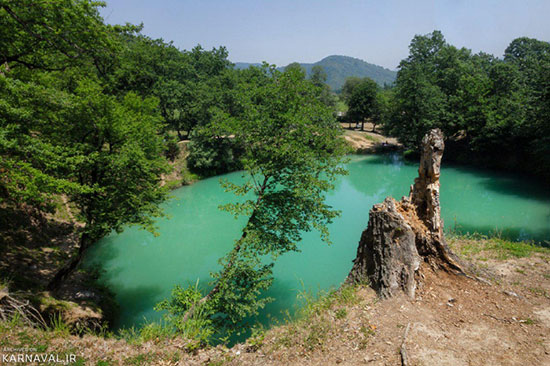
(362, 133, 378, 142)
(125, 354, 155, 366)
(49, 313, 71, 336)
(449, 234, 550, 261)
(271, 284, 361, 351)
(296, 284, 359, 319)
(335, 308, 347, 319)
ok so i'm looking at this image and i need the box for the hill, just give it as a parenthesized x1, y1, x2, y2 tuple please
(234, 55, 397, 91)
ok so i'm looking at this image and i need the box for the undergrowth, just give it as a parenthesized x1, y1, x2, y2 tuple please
(269, 284, 362, 352)
(448, 232, 550, 261)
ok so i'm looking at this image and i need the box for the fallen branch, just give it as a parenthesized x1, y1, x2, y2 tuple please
(0, 289, 47, 329)
(482, 313, 513, 324)
(400, 322, 411, 366)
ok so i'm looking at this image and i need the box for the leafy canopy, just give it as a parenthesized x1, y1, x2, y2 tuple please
(160, 65, 348, 340)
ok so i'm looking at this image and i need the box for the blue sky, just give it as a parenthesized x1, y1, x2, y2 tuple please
(100, 0, 550, 70)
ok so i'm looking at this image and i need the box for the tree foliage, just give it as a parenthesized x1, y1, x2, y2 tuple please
(385, 30, 550, 180)
(346, 77, 379, 131)
(161, 65, 348, 338)
(0, 0, 172, 289)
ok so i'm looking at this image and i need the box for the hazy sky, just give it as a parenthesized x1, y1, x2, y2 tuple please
(100, 0, 550, 70)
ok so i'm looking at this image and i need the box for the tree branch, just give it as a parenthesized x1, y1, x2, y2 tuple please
(181, 175, 269, 322)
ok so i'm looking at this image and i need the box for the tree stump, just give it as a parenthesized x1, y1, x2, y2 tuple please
(347, 129, 463, 298)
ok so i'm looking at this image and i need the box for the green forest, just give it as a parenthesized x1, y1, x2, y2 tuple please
(1, 0, 550, 362)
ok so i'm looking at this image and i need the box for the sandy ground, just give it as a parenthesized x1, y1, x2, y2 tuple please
(341, 123, 400, 152)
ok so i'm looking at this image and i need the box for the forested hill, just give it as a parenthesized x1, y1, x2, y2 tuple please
(234, 55, 397, 90)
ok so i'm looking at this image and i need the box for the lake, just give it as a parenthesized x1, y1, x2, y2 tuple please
(84, 154, 550, 330)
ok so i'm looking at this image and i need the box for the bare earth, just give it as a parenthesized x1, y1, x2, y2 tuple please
(226, 246, 550, 366)
(341, 124, 400, 153)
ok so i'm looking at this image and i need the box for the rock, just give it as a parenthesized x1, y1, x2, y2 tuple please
(75, 290, 99, 301)
(347, 129, 463, 298)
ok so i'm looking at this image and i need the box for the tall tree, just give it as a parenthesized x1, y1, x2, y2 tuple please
(158, 65, 348, 339)
(309, 64, 336, 108)
(0, 0, 172, 289)
(340, 76, 363, 103)
(310, 65, 327, 87)
(284, 61, 305, 74)
(47, 85, 169, 289)
(347, 77, 379, 131)
(0, 0, 115, 72)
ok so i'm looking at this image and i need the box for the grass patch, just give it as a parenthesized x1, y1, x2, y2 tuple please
(522, 318, 537, 325)
(125, 354, 156, 366)
(296, 284, 359, 318)
(358, 324, 376, 350)
(528, 287, 550, 298)
(362, 134, 378, 142)
(449, 234, 550, 261)
(49, 313, 71, 337)
(271, 284, 361, 352)
(119, 321, 175, 346)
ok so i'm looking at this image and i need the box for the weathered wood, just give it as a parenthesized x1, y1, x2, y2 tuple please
(347, 129, 463, 298)
(346, 197, 420, 298)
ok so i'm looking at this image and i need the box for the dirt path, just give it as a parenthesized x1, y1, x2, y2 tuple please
(341, 123, 401, 153)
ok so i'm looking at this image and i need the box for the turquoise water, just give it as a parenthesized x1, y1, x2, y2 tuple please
(84, 154, 550, 330)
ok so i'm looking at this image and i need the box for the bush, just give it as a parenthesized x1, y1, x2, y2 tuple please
(164, 137, 181, 161)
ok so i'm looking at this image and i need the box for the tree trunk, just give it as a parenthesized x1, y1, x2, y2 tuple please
(47, 231, 91, 291)
(360, 121, 365, 131)
(181, 176, 268, 322)
(347, 129, 463, 298)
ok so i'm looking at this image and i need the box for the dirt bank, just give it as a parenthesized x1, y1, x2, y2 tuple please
(341, 124, 401, 153)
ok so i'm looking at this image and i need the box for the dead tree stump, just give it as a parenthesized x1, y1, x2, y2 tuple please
(347, 129, 463, 298)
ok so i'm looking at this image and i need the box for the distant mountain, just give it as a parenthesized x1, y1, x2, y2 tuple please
(234, 62, 262, 70)
(233, 55, 397, 91)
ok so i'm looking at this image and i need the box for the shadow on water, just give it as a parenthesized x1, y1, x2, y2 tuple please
(445, 162, 550, 202)
(480, 175, 550, 202)
(113, 283, 166, 329)
(448, 223, 550, 247)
